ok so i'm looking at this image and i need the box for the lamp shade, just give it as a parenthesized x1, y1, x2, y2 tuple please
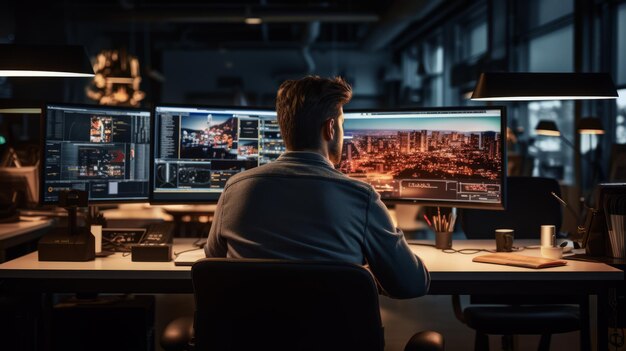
(0, 45, 94, 77)
(577, 117, 605, 135)
(471, 72, 618, 101)
(535, 120, 560, 136)
(0, 99, 41, 114)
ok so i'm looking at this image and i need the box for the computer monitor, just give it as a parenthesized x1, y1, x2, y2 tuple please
(339, 107, 506, 210)
(41, 103, 151, 204)
(150, 105, 282, 203)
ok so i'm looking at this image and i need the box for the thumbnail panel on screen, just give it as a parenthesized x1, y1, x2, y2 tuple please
(152, 106, 283, 202)
(338, 108, 505, 207)
(42, 104, 151, 203)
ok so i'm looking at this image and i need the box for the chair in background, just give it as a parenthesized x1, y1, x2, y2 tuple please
(456, 176, 589, 351)
(162, 258, 444, 351)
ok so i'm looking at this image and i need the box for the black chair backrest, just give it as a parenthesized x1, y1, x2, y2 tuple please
(191, 258, 384, 351)
(461, 176, 563, 239)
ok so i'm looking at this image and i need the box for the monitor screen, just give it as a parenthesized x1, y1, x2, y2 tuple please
(41, 103, 151, 204)
(339, 107, 506, 209)
(151, 105, 282, 203)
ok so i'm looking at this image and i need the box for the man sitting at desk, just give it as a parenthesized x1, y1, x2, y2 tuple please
(205, 76, 429, 298)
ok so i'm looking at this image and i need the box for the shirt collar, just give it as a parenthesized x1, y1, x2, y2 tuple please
(277, 151, 336, 169)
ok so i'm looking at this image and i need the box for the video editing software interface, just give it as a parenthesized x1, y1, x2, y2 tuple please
(152, 106, 283, 202)
(338, 108, 505, 209)
(42, 104, 151, 203)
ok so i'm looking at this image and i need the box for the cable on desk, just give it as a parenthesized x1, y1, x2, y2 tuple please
(192, 237, 206, 248)
(442, 247, 526, 254)
(173, 247, 203, 258)
(409, 242, 529, 254)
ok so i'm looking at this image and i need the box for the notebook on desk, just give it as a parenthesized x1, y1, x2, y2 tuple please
(473, 253, 568, 269)
(174, 249, 206, 266)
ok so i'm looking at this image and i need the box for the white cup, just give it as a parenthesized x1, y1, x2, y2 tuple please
(541, 246, 563, 259)
(540, 225, 556, 248)
(91, 225, 102, 253)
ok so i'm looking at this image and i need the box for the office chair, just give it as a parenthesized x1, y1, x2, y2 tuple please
(161, 258, 444, 351)
(457, 176, 590, 351)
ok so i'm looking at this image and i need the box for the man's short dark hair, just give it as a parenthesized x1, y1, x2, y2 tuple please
(276, 76, 352, 150)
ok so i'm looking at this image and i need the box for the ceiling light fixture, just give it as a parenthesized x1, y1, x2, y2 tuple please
(244, 17, 263, 25)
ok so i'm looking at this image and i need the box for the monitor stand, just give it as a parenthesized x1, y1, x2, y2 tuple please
(38, 204, 95, 262)
(394, 204, 426, 232)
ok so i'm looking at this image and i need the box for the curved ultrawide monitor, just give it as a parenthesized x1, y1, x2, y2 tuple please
(150, 105, 282, 203)
(339, 107, 506, 210)
(41, 103, 151, 204)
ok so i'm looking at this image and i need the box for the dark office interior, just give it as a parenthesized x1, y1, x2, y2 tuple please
(0, 0, 626, 350)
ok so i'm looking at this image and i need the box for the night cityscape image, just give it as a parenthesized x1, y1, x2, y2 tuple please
(337, 115, 503, 202)
(180, 114, 238, 160)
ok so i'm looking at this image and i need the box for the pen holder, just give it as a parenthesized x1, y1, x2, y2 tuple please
(435, 232, 453, 249)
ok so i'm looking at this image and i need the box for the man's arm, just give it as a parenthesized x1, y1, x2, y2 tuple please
(205, 190, 227, 258)
(362, 191, 430, 299)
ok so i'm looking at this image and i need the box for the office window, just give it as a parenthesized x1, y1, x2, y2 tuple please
(422, 35, 444, 106)
(401, 49, 419, 90)
(617, 89, 626, 144)
(469, 22, 488, 58)
(529, 26, 574, 72)
(527, 0, 574, 28)
(528, 100, 575, 185)
(618, 3, 626, 85)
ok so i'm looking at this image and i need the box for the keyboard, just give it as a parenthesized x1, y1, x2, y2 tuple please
(174, 249, 206, 266)
(142, 222, 176, 244)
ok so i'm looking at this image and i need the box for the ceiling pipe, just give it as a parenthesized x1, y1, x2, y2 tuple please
(361, 0, 441, 52)
(301, 21, 320, 74)
(75, 11, 378, 24)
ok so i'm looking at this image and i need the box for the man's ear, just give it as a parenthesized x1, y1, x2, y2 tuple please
(323, 118, 335, 141)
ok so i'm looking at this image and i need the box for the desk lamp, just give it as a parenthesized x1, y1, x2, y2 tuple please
(0, 45, 94, 77)
(470, 72, 618, 101)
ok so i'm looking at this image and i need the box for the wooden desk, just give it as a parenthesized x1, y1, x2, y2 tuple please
(0, 238, 620, 291)
(0, 220, 53, 263)
(0, 239, 622, 349)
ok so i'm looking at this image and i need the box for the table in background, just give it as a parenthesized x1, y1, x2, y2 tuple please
(101, 204, 217, 238)
(0, 219, 53, 263)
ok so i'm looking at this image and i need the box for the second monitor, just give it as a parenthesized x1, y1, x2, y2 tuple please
(339, 107, 506, 209)
(151, 105, 283, 203)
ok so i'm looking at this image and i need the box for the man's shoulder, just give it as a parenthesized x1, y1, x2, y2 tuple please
(224, 161, 377, 196)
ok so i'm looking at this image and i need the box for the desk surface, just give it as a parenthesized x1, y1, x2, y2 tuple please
(0, 220, 53, 241)
(408, 240, 622, 281)
(0, 239, 621, 282)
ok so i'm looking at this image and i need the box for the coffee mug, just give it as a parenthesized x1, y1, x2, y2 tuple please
(495, 229, 514, 252)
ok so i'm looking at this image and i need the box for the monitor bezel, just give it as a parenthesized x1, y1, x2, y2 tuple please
(342, 105, 507, 210)
(40, 102, 152, 205)
(149, 103, 276, 204)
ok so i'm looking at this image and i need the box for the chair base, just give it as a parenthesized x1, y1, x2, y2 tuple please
(404, 331, 445, 351)
(160, 316, 194, 351)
